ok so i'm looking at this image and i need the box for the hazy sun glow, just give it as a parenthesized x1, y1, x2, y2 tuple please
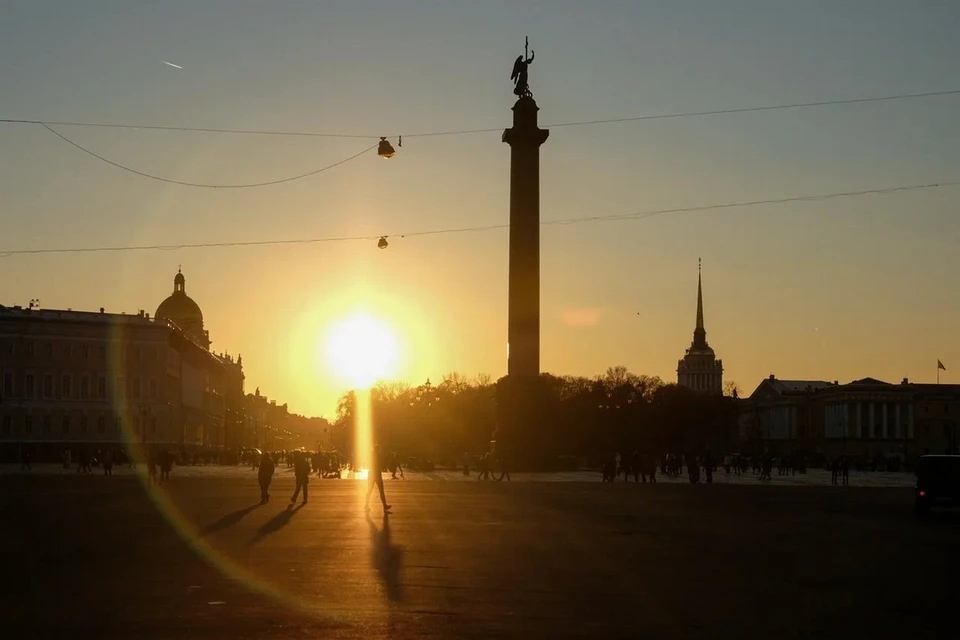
(323, 311, 401, 390)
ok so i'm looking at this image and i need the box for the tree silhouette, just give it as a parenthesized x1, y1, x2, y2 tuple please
(723, 380, 742, 398)
(331, 367, 738, 469)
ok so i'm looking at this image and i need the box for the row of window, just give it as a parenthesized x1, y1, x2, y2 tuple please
(1, 372, 160, 401)
(1, 413, 158, 436)
(847, 424, 913, 440)
(3, 340, 163, 362)
(836, 404, 950, 420)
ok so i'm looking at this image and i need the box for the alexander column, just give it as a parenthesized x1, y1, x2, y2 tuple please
(503, 37, 549, 377)
(496, 39, 549, 466)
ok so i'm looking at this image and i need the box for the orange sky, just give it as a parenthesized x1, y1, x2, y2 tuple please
(3, 2, 960, 417)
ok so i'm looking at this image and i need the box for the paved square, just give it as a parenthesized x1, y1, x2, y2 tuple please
(2, 473, 957, 639)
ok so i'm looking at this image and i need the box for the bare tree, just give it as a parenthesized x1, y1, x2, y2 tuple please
(440, 372, 470, 395)
(373, 380, 411, 403)
(723, 380, 742, 398)
(603, 365, 634, 388)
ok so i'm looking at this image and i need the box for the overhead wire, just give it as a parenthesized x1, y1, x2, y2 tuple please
(541, 88, 960, 131)
(543, 181, 960, 226)
(0, 118, 378, 139)
(1, 179, 956, 258)
(0, 88, 956, 140)
(39, 124, 377, 188)
(0, 88, 953, 189)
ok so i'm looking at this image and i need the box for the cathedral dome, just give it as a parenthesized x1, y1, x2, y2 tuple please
(155, 268, 205, 341)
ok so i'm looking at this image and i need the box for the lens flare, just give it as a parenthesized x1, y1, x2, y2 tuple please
(97, 304, 391, 620)
(355, 388, 373, 496)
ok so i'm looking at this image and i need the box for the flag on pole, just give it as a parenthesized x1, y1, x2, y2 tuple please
(938, 360, 947, 371)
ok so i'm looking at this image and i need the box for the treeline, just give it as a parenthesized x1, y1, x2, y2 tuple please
(332, 367, 741, 466)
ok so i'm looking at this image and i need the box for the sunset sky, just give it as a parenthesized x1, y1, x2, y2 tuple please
(2, 1, 960, 418)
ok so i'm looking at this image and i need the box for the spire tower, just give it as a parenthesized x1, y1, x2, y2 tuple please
(676, 259, 723, 393)
(693, 257, 707, 348)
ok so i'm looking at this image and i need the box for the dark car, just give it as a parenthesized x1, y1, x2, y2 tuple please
(914, 455, 960, 516)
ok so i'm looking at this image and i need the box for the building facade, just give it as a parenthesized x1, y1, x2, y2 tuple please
(740, 375, 960, 460)
(0, 270, 245, 460)
(244, 389, 294, 451)
(218, 353, 246, 451)
(677, 260, 723, 393)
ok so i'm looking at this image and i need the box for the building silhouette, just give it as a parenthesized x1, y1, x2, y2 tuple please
(677, 259, 723, 393)
(0, 269, 341, 461)
(0, 269, 248, 460)
(0, 304, 225, 459)
(155, 268, 210, 350)
(741, 375, 960, 459)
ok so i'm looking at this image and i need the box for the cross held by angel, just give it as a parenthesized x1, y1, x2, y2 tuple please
(511, 38, 535, 98)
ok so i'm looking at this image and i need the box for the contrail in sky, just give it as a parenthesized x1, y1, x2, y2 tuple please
(161, 61, 183, 70)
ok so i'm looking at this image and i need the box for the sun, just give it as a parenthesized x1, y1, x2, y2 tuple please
(322, 311, 401, 389)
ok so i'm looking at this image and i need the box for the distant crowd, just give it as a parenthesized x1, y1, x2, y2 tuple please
(13, 443, 916, 487)
(597, 451, 907, 485)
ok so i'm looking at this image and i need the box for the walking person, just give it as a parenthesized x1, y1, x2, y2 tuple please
(497, 451, 511, 482)
(259, 452, 275, 504)
(77, 449, 89, 474)
(147, 450, 158, 487)
(477, 453, 492, 480)
(365, 445, 391, 513)
(390, 452, 405, 480)
(158, 449, 173, 484)
(101, 449, 114, 476)
(290, 450, 311, 505)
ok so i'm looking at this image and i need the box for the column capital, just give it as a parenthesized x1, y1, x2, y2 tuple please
(502, 127, 549, 147)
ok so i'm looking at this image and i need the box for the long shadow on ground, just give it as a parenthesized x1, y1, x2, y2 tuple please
(367, 513, 403, 602)
(200, 504, 261, 536)
(251, 503, 305, 543)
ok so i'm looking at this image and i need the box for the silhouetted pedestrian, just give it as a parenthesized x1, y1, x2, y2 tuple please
(497, 452, 511, 482)
(77, 449, 91, 474)
(290, 450, 310, 505)
(478, 453, 492, 480)
(147, 451, 158, 487)
(366, 445, 391, 513)
(158, 449, 173, 484)
(102, 449, 113, 476)
(259, 452, 275, 504)
(390, 452, 404, 479)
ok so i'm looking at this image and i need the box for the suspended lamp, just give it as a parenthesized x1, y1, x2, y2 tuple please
(377, 137, 396, 159)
